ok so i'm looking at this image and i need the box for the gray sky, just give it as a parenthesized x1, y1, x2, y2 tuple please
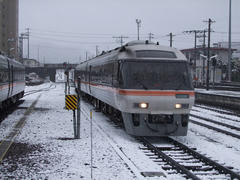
(19, 0, 240, 64)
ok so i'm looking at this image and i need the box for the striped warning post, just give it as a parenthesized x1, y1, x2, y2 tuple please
(65, 95, 78, 110)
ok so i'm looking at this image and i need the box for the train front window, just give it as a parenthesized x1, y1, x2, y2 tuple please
(121, 61, 193, 90)
(136, 50, 177, 58)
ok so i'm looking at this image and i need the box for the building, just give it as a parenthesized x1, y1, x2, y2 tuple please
(0, 0, 19, 59)
(214, 42, 240, 59)
(25, 63, 78, 82)
(181, 47, 236, 84)
(22, 58, 41, 67)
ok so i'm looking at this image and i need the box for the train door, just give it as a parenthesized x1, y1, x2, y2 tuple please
(10, 65, 14, 96)
(112, 61, 119, 87)
(7, 59, 11, 98)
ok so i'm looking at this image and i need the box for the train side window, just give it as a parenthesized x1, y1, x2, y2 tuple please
(101, 63, 112, 85)
(112, 62, 119, 87)
(118, 62, 124, 88)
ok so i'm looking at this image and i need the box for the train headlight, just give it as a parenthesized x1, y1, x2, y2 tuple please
(175, 103, 182, 109)
(139, 102, 148, 109)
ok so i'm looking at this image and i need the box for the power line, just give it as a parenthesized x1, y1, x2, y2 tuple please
(112, 36, 129, 46)
(213, 31, 240, 34)
(31, 35, 117, 44)
(31, 44, 83, 51)
(30, 32, 120, 39)
(29, 28, 158, 37)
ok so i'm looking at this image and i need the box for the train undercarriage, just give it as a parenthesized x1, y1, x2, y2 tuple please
(0, 91, 24, 109)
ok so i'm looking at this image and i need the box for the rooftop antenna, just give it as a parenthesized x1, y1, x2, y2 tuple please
(136, 19, 141, 40)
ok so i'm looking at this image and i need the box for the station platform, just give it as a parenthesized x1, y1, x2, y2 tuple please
(195, 88, 240, 110)
(0, 83, 164, 179)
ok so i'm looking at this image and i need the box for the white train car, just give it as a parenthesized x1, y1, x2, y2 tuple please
(0, 55, 25, 109)
(75, 41, 195, 136)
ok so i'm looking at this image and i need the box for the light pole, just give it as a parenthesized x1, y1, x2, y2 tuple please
(228, 0, 232, 82)
(136, 19, 141, 40)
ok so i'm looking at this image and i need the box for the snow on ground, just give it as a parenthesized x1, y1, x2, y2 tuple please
(190, 110, 240, 135)
(1, 83, 139, 179)
(192, 106, 240, 124)
(1, 83, 240, 179)
(0, 107, 25, 140)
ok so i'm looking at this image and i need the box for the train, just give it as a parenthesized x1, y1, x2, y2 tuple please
(0, 55, 25, 110)
(75, 40, 195, 136)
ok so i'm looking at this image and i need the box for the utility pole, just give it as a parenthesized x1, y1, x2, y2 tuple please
(19, 35, 23, 62)
(205, 18, 215, 90)
(184, 30, 205, 83)
(136, 19, 141, 40)
(96, 45, 99, 56)
(85, 51, 88, 60)
(202, 30, 207, 84)
(26, 28, 30, 59)
(167, 32, 175, 47)
(228, 0, 232, 82)
(113, 36, 129, 46)
(79, 56, 81, 63)
(20, 32, 28, 60)
(148, 33, 154, 42)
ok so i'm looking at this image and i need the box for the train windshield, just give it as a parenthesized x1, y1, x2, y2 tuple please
(121, 60, 193, 90)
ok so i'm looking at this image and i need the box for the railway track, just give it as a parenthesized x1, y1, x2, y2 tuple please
(194, 104, 240, 118)
(82, 99, 240, 179)
(1, 83, 55, 122)
(190, 105, 240, 139)
(139, 137, 240, 179)
(192, 109, 240, 124)
(190, 114, 240, 131)
(24, 83, 56, 97)
(0, 100, 25, 123)
(190, 118, 240, 139)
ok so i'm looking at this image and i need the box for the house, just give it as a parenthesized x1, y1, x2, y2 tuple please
(181, 47, 235, 84)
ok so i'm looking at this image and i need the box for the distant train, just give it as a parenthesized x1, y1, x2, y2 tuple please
(75, 40, 195, 136)
(0, 55, 25, 110)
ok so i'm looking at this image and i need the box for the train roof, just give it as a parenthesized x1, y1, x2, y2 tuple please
(77, 40, 187, 68)
(0, 55, 25, 69)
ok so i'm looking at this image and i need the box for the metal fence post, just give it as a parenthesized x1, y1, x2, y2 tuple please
(73, 110, 77, 138)
(65, 82, 67, 95)
(90, 109, 93, 179)
(76, 77, 81, 139)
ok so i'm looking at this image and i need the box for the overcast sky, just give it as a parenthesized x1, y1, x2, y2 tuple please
(19, 0, 240, 64)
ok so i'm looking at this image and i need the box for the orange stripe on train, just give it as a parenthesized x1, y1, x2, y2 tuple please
(79, 81, 194, 96)
(118, 90, 195, 96)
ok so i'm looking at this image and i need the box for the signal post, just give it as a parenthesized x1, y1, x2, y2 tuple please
(65, 77, 81, 139)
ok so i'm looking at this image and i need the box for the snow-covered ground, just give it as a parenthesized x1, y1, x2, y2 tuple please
(0, 83, 240, 179)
